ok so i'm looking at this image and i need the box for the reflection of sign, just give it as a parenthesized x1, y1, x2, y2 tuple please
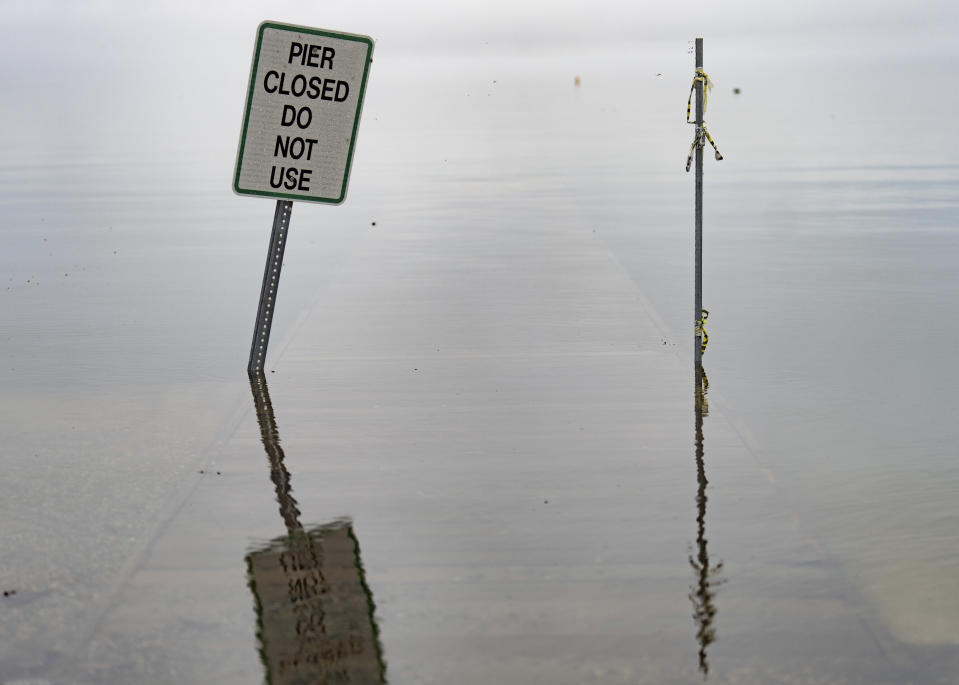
(234, 21, 373, 204)
(246, 520, 385, 684)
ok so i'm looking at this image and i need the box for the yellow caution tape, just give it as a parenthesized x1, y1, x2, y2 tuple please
(695, 309, 709, 357)
(696, 365, 709, 414)
(685, 69, 723, 172)
(686, 127, 724, 171)
(686, 68, 713, 123)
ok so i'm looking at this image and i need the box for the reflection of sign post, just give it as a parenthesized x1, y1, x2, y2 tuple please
(246, 522, 385, 684)
(247, 371, 385, 683)
(234, 22, 373, 204)
(690, 363, 721, 677)
(235, 22, 373, 372)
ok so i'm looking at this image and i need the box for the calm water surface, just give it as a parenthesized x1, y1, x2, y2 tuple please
(2, 49, 958, 683)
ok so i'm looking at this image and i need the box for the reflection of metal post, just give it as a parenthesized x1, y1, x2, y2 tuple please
(248, 200, 293, 373)
(246, 370, 387, 684)
(249, 369, 302, 534)
(690, 362, 721, 679)
(694, 38, 704, 367)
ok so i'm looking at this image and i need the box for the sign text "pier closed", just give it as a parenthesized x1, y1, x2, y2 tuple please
(234, 22, 373, 204)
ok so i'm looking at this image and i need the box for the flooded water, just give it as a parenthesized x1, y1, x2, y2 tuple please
(2, 14, 959, 685)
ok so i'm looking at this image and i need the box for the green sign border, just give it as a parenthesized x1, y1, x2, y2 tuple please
(233, 21, 374, 205)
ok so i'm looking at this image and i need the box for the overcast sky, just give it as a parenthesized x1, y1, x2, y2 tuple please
(1, 0, 957, 169)
(4, 0, 957, 59)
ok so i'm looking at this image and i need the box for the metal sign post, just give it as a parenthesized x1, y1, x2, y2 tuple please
(235, 21, 373, 371)
(694, 38, 704, 366)
(686, 37, 722, 367)
(686, 39, 723, 672)
(249, 200, 293, 372)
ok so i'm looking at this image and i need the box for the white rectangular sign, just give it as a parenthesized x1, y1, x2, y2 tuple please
(234, 22, 373, 204)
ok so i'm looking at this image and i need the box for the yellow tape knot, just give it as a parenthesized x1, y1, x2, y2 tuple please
(685, 69, 723, 171)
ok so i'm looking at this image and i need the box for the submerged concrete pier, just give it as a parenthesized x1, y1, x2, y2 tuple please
(66, 197, 913, 683)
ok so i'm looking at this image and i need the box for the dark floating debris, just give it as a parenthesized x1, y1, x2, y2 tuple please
(3, 590, 16, 597)
(733, 87, 741, 95)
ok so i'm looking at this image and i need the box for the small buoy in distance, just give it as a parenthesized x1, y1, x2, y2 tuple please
(371, 221, 376, 226)
(574, 75, 581, 87)
(733, 87, 741, 95)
